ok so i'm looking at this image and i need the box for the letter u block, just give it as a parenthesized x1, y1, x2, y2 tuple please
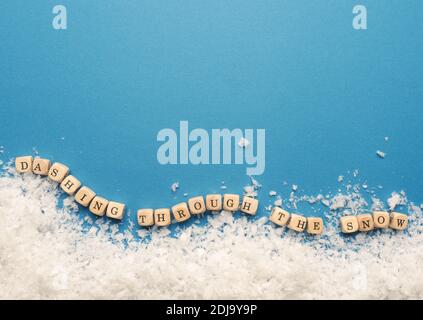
(172, 202, 191, 223)
(206, 194, 222, 212)
(288, 214, 307, 232)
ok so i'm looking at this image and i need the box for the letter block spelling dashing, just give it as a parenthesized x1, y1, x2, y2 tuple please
(32, 158, 51, 176)
(15, 156, 33, 173)
(48, 162, 69, 183)
(75, 186, 96, 207)
(89, 196, 109, 217)
(106, 201, 125, 220)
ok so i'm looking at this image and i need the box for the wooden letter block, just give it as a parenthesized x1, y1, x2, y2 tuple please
(373, 211, 390, 228)
(390, 212, 408, 230)
(187, 196, 206, 215)
(357, 214, 374, 232)
(172, 202, 191, 223)
(15, 156, 33, 173)
(137, 209, 154, 227)
(269, 207, 290, 226)
(154, 208, 171, 227)
(106, 201, 125, 220)
(74, 186, 96, 207)
(206, 194, 222, 211)
(240, 196, 259, 215)
(223, 194, 240, 212)
(48, 162, 69, 183)
(307, 217, 324, 235)
(60, 175, 81, 195)
(288, 214, 307, 232)
(32, 158, 51, 176)
(89, 196, 109, 217)
(340, 216, 359, 233)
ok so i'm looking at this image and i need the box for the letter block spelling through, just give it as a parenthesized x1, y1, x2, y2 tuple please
(171, 202, 191, 223)
(223, 194, 240, 212)
(154, 208, 171, 227)
(206, 194, 222, 212)
(240, 196, 259, 215)
(187, 196, 206, 215)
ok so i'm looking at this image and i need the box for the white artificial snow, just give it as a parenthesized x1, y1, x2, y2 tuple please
(171, 182, 179, 193)
(238, 137, 250, 148)
(292, 185, 298, 192)
(0, 165, 423, 299)
(274, 198, 282, 207)
(376, 150, 386, 159)
(338, 176, 344, 183)
(387, 191, 407, 211)
(269, 190, 277, 197)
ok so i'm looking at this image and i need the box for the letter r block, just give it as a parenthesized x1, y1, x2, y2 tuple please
(171, 202, 191, 223)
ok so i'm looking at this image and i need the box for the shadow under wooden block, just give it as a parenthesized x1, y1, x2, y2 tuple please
(106, 201, 125, 220)
(74, 186, 96, 207)
(154, 208, 171, 227)
(32, 158, 51, 176)
(340, 216, 359, 233)
(172, 202, 191, 223)
(269, 207, 290, 226)
(48, 162, 69, 183)
(240, 196, 259, 215)
(307, 217, 324, 235)
(390, 212, 408, 230)
(89, 196, 109, 217)
(288, 214, 307, 232)
(206, 194, 222, 212)
(137, 209, 154, 227)
(15, 156, 33, 173)
(373, 211, 390, 229)
(223, 194, 240, 212)
(357, 214, 374, 232)
(60, 175, 81, 195)
(187, 196, 206, 215)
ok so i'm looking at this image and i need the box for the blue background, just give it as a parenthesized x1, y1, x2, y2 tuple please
(0, 1, 422, 228)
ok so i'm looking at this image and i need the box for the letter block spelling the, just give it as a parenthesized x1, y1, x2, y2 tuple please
(269, 207, 290, 227)
(288, 214, 307, 232)
(307, 217, 324, 235)
(206, 194, 222, 212)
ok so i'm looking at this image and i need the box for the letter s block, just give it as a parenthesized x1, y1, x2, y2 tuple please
(340, 216, 359, 233)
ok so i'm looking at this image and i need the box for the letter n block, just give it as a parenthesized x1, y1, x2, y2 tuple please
(357, 214, 374, 232)
(288, 214, 307, 232)
(15, 156, 33, 173)
(89, 196, 109, 217)
(171, 202, 191, 223)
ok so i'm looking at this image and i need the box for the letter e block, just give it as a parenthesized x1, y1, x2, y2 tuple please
(307, 217, 324, 235)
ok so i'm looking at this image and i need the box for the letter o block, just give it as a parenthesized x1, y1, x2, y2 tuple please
(240, 196, 259, 215)
(60, 175, 81, 195)
(373, 211, 390, 229)
(89, 196, 109, 217)
(390, 212, 408, 230)
(48, 162, 69, 183)
(32, 158, 51, 176)
(187, 196, 206, 215)
(307, 217, 324, 235)
(15, 156, 33, 173)
(137, 209, 154, 227)
(288, 214, 307, 232)
(154, 208, 171, 227)
(106, 201, 125, 220)
(357, 214, 374, 232)
(340, 216, 359, 233)
(74, 186, 96, 207)
(269, 207, 290, 227)
(171, 202, 191, 223)
(206, 194, 222, 212)
(223, 194, 240, 212)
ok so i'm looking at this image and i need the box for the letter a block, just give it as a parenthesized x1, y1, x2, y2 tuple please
(154, 208, 171, 227)
(137, 209, 154, 227)
(373, 211, 390, 229)
(172, 202, 191, 223)
(240, 196, 259, 215)
(389, 212, 408, 230)
(340, 216, 359, 233)
(307, 217, 324, 235)
(15, 156, 33, 173)
(288, 214, 307, 232)
(187, 196, 206, 215)
(48, 162, 69, 183)
(32, 158, 51, 176)
(269, 207, 290, 227)
(357, 214, 374, 232)
(89, 196, 109, 217)
(223, 194, 240, 212)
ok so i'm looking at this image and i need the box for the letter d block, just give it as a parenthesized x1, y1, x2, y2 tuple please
(288, 214, 307, 232)
(340, 216, 359, 233)
(269, 207, 290, 227)
(373, 211, 390, 229)
(89, 196, 109, 217)
(154, 208, 171, 227)
(106, 201, 125, 220)
(389, 212, 408, 231)
(240, 196, 259, 215)
(48, 162, 69, 183)
(172, 202, 191, 223)
(60, 175, 81, 195)
(223, 194, 240, 212)
(15, 156, 33, 173)
(32, 158, 51, 176)
(307, 217, 324, 235)
(137, 209, 154, 227)
(188, 196, 206, 215)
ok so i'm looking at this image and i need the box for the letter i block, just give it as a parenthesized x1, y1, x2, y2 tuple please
(373, 211, 390, 228)
(89, 196, 109, 217)
(240, 196, 259, 215)
(269, 207, 290, 226)
(187, 196, 206, 215)
(60, 175, 81, 195)
(357, 214, 374, 232)
(288, 214, 307, 232)
(206, 194, 222, 212)
(15, 156, 33, 173)
(137, 209, 154, 227)
(389, 212, 408, 230)
(32, 158, 51, 175)
(154, 208, 171, 227)
(307, 217, 324, 235)
(340, 216, 359, 233)
(74, 186, 96, 207)
(48, 162, 69, 183)
(106, 201, 125, 220)
(172, 202, 191, 223)
(223, 194, 240, 212)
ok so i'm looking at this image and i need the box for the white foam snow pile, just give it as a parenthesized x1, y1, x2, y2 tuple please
(0, 164, 423, 299)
